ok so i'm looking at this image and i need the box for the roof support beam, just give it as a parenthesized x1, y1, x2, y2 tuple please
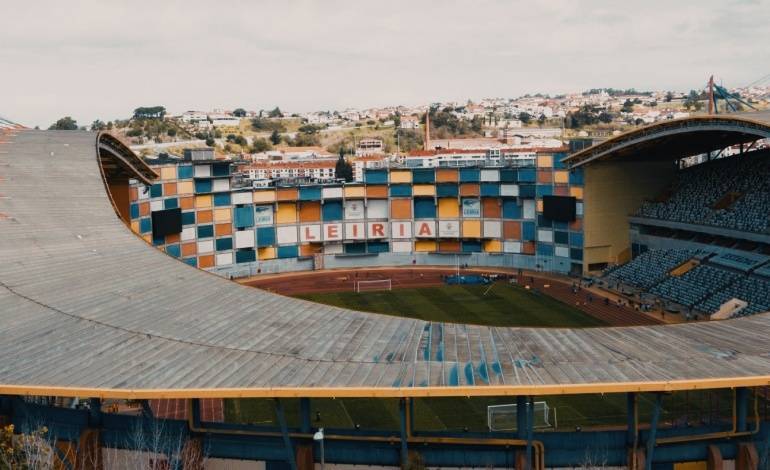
(645, 393, 663, 470)
(274, 398, 297, 470)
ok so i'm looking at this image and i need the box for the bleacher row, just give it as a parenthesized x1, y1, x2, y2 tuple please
(604, 249, 770, 318)
(636, 150, 770, 234)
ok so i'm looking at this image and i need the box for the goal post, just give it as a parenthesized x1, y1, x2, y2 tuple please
(355, 279, 392, 293)
(487, 402, 552, 431)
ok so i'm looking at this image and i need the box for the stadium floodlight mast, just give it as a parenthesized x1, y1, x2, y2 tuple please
(313, 428, 325, 470)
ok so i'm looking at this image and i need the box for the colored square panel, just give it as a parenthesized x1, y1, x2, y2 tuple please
(413, 198, 436, 219)
(177, 165, 193, 179)
(213, 208, 231, 223)
(390, 199, 412, 219)
(300, 243, 323, 257)
(183, 257, 197, 267)
(366, 185, 388, 199)
(390, 184, 412, 197)
(322, 201, 343, 221)
(462, 220, 481, 238)
(438, 198, 460, 218)
(436, 183, 458, 197)
(414, 240, 437, 252)
(139, 218, 152, 234)
(253, 190, 276, 203)
(344, 186, 366, 198)
(276, 203, 297, 224)
(214, 193, 231, 207)
(129, 186, 138, 201)
(215, 223, 232, 237)
(216, 252, 234, 267)
(165, 232, 180, 244)
(537, 155, 553, 168)
(554, 185, 570, 196)
(197, 210, 213, 224)
(482, 198, 501, 218)
(569, 218, 583, 231)
(177, 181, 194, 195)
(459, 183, 479, 197)
(503, 221, 521, 240)
(130, 220, 139, 233)
(236, 249, 257, 263)
(299, 201, 322, 222)
(459, 168, 480, 182)
(435, 168, 458, 183)
(234, 206, 255, 228)
(480, 183, 500, 197)
(258, 247, 276, 260)
(277, 245, 299, 258)
(521, 241, 536, 255)
(537, 170, 552, 184)
(195, 194, 212, 208)
(150, 184, 163, 198)
(461, 240, 481, 253)
(570, 187, 583, 199)
(166, 244, 181, 258)
(412, 169, 435, 183)
(130, 203, 139, 219)
(216, 237, 233, 251)
(197, 225, 214, 239)
(194, 179, 212, 193)
(364, 169, 388, 184)
(180, 196, 194, 210)
(181, 242, 197, 257)
(181, 211, 195, 225)
(160, 167, 176, 180)
(164, 198, 179, 210)
(198, 254, 215, 269)
(390, 170, 412, 183)
(554, 170, 569, 184)
(163, 182, 177, 196)
(438, 241, 461, 252)
(484, 240, 502, 253)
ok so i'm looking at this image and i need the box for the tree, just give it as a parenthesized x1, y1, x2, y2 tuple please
(232, 108, 247, 117)
(167, 127, 177, 137)
(252, 138, 272, 153)
(270, 129, 282, 145)
(205, 137, 215, 147)
(90, 120, 106, 131)
(665, 91, 674, 102)
(621, 99, 634, 113)
(537, 114, 547, 126)
(268, 107, 283, 118)
(335, 149, 354, 182)
(48, 116, 78, 130)
(251, 117, 286, 133)
(598, 112, 613, 123)
(518, 112, 531, 124)
(133, 106, 166, 120)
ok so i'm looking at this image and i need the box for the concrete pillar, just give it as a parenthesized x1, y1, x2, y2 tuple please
(736, 442, 758, 470)
(706, 444, 723, 470)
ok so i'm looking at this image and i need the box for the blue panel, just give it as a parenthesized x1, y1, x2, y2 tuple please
(553, 152, 568, 169)
(412, 168, 435, 183)
(182, 211, 195, 225)
(436, 183, 458, 197)
(236, 249, 256, 263)
(553, 221, 568, 230)
(166, 244, 181, 258)
(570, 248, 583, 261)
(344, 243, 366, 254)
(139, 218, 152, 234)
(414, 198, 436, 219)
(537, 243, 554, 256)
(256, 227, 275, 247)
(150, 184, 163, 198)
(216, 237, 233, 251)
(367, 241, 389, 253)
(183, 257, 197, 267)
(461, 241, 482, 253)
(298, 186, 322, 201)
(502, 200, 521, 219)
(364, 169, 388, 184)
(536, 185, 553, 197)
(277, 245, 298, 258)
(554, 231, 569, 245)
(569, 168, 584, 185)
(500, 168, 517, 182)
(197, 224, 214, 238)
(214, 193, 231, 207)
(152, 234, 165, 246)
(194, 179, 212, 193)
(518, 168, 536, 183)
(480, 183, 500, 197)
(522, 222, 536, 241)
(129, 203, 139, 219)
(519, 184, 536, 198)
(234, 206, 255, 228)
(322, 201, 343, 221)
(459, 168, 480, 182)
(390, 184, 412, 197)
(570, 232, 584, 247)
(538, 215, 552, 228)
(164, 198, 179, 209)
(212, 163, 230, 177)
(177, 165, 193, 179)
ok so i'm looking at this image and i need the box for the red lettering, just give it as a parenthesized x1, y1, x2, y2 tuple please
(304, 226, 316, 240)
(327, 225, 338, 238)
(372, 223, 384, 237)
(352, 224, 359, 237)
(418, 222, 432, 236)
(399, 223, 405, 237)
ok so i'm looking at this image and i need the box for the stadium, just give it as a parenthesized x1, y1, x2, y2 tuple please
(3, 111, 770, 469)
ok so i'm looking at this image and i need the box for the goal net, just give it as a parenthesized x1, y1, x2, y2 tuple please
(487, 402, 552, 431)
(355, 279, 392, 293)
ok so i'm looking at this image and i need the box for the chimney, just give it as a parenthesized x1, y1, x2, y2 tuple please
(423, 110, 431, 151)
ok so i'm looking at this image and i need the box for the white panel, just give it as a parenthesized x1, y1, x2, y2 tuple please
(299, 224, 322, 242)
(323, 243, 344, 254)
(438, 220, 460, 238)
(150, 200, 163, 212)
(181, 227, 196, 242)
(212, 179, 230, 192)
(390, 221, 412, 239)
(480, 169, 500, 182)
(216, 252, 233, 266)
(367, 222, 388, 239)
(276, 225, 298, 244)
(503, 241, 522, 253)
(537, 229, 553, 243)
(137, 185, 150, 200)
(193, 164, 211, 178)
(234, 229, 256, 248)
(555, 246, 570, 258)
(231, 192, 252, 205)
(197, 240, 214, 254)
(254, 205, 274, 225)
(576, 202, 584, 216)
(392, 241, 413, 253)
(344, 200, 365, 220)
(483, 220, 502, 238)
(500, 184, 519, 197)
(367, 200, 388, 219)
(414, 220, 436, 238)
(523, 199, 536, 219)
(461, 199, 480, 217)
(322, 186, 343, 199)
(344, 222, 366, 240)
(323, 223, 343, 241)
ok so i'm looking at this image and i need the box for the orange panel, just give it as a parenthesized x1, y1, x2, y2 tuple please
(139, 201, 150, 217)
(390, 199, 412, 219)
(435, 168, 458, 183)
(163, 182, 177, 196)
(277, 188, 298, 201)
(569, 218, 583, 231)
(198, 254, 215, 268)
(300, 243, 323, 256)
(438, 241, 461, 252)
(215, 223, 232, 236)
(129, 187, 138, 201)
(537, 169, 552, 184)
(554, 185, 570, 196)
(299, 202, 322, 222)
(459, 183, 479, 197)
(166, 233, 180, 244)
(503, 221, 521, 240)
(366, 185, 388, 199)
(180, 196, 194, 210)
(570, 186, 584, 199)
(482, 198, 501, 218)
(197, 210, 213, 224)
(521, 242, 536, 255)
(181, 242, 197, 257)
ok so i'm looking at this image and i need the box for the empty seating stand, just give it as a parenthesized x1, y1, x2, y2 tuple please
(650, 264, 740, 309)
(604, 249, 699, 290)
(697, 276, 770, 317)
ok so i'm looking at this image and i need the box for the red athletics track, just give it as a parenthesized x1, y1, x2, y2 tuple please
(239, 267, 663, 327)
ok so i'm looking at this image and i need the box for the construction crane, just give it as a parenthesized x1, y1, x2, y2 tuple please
(707, 75, 756, 114)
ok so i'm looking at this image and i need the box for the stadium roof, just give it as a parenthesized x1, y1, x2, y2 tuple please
(2, 130, 770, 399)
(564, 114, 770, 168)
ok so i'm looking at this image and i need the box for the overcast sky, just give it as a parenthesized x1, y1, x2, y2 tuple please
(1, 0, 768, 128)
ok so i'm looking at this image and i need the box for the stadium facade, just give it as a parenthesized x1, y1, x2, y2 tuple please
(2, 115, 770, 469)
